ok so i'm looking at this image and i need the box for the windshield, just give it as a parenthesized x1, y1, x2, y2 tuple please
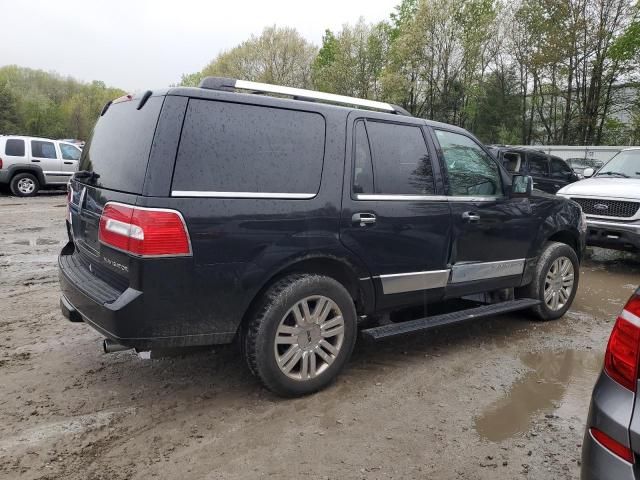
(595, 150, 640, 179)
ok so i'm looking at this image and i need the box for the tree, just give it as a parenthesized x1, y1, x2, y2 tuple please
(0, 83, 20, 134)
(194, 26, 317, 88)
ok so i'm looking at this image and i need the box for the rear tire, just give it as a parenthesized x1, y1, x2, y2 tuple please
(520, 241, 579, 321)
(243, 274, 357, 397)
(10, 173, 39, 197)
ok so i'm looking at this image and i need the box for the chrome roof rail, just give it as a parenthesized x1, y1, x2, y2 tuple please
(198, 77, 411, 116)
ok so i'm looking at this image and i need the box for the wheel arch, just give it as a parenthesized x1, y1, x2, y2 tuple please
(238, 254, 373, 337)
(9, 165, 46, 186)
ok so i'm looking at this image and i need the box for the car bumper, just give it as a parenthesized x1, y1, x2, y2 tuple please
(582, 372, 638, 480)
(586, 218, 640, 252)
(58, 242, 237, 349)
(0, 169, 9, 184)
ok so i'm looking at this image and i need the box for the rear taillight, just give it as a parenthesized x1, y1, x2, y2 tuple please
(590, 427, 634, 463)
(604, 293, 640, 392)
(98, 202, 191, 257)
(0, 157, 3, 169)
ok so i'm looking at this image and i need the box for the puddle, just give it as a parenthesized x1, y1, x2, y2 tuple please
(474, 349, 603, 442)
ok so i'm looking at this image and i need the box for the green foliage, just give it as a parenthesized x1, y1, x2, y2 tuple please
(0, 66, 124, 139)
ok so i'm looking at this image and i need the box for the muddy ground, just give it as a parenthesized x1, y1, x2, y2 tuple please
(1, 193, 639, 480)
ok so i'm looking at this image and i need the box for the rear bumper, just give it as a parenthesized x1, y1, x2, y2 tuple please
(581, 372, 638, 480)
(586, 219, 640, 252)
(0, 169, 9, 184)
(58, 243, 237, 349)
(581, 430, 636, 480)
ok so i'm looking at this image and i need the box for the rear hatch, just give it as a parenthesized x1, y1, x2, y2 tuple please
(68, 93, 164, 289)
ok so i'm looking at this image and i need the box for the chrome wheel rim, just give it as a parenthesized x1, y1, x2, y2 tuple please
(274, 295, 345, 381)
(17, 178, 35, 194)
(544, 256, 574, 311)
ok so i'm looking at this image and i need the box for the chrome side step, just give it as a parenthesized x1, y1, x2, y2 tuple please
(361, 298, 541, 341)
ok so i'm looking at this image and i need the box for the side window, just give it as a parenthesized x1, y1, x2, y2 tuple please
(366, 120, 434, 195)
(503, 152, 522, 173)
(352, 121, 374, 194)
(31, 140, 58, 159)
(527, 154, 549, 176)
(60, 143, 81, 160)
(5, 139, 25, 157)
(434, 129, 502, 197)
(173, 100, 325, 195)
(550, 158, 571, 178)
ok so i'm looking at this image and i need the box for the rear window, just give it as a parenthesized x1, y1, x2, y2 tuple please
(78, 96, 164, 194)
(5, 139, 25, 157)
(172, 100, 325, 195)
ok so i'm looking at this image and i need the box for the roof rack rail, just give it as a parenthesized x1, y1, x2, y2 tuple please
(198, 77, 411, 116)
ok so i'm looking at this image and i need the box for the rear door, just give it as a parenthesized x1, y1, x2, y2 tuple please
(29, 139, 64, 184)
(430, 128, 538, 295)
(340, 114, 451, 310)
(526, 152, 553, 193)
(69, 94, 165, 283)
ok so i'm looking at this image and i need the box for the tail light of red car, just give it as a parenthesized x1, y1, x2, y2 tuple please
(604, 292, 640, 392)
(98, 202, 192, 257)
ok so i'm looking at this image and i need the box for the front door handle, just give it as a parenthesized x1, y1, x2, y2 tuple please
(352, 213, 376, 226)
(64, 161, 74, 165)
(462, 211, 481, 223)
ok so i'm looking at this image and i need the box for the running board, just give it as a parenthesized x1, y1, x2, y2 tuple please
(361, 298, 541, 341)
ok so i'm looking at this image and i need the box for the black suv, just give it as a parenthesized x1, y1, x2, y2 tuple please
(59, 78, 586, 396)
(488, 146, 580, 194)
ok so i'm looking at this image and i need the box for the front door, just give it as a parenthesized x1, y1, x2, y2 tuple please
(430, 128, 538, 296)
(526, 151, 554, 193)
(29, 139, 64, 184)
(340, 114, 452, 311)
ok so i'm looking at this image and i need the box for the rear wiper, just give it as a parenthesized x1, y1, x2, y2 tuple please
(74, 170, 100, 181)
(596, 171, 629, 178)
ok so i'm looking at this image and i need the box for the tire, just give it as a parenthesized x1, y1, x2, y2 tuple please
(243, 274, 357, 397)
(519, 241, 579, 321)
(10, 173, 39, 197)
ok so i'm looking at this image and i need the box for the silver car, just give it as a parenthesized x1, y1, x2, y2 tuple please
(582, 288, 640, 479)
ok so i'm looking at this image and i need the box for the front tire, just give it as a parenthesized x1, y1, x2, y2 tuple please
(521, 241, 579, 321)
(10, 173, 39, 197)
(243, 274, 357, 397)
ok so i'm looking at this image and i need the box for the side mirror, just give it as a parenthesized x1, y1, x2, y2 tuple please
(511, 174, 533, 198)
(583, 167, 595, 178)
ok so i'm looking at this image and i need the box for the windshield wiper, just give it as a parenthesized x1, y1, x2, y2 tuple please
(596, 171, 629, 178)
(74, 170, 100, 181)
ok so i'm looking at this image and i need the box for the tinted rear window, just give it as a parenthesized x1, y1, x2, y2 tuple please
(5, 139, 25, 156)
(31, 140, 57, 158)
(78, 96, 163, 193)
(172, 99, 325, 195)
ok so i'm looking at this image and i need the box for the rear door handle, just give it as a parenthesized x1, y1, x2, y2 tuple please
(31, 159, 41, 163)
(462, 211, 481, 223)
(352, 213, 376, 226)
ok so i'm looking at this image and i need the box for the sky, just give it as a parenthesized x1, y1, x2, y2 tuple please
(1, 0, 399, 91)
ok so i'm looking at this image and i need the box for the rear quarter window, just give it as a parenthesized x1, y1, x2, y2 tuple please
(172, 100, 325, 196)
(5, 139, 25, 157)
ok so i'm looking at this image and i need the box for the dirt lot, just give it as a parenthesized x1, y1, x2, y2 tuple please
(1, 194, 639, 480)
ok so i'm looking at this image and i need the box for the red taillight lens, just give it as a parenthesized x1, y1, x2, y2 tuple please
(604, 293, 640, 392)
(0, 157, 3, 169)
(98, 203, 191, 257)
(590, 427, 634, 463)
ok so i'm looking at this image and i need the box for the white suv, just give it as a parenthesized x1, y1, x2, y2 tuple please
(0, 136, 81, 196)
(558, 147, 640, 253)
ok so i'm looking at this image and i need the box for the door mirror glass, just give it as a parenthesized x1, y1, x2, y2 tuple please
(511, 175, 532, 197)
(583, 167, 595, 178)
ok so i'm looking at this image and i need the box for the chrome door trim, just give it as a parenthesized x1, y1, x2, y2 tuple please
(171, 191, 316, 199)
(450, 259, 525, 284)
(355, 194, 501, 202)
(378, 270, 450, 295)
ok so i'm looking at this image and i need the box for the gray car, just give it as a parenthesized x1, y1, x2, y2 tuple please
(582, 287, 640, 479)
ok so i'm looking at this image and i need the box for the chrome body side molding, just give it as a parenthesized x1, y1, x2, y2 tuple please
(378, 270, 450, 295)
(450, 259, 525, 284)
